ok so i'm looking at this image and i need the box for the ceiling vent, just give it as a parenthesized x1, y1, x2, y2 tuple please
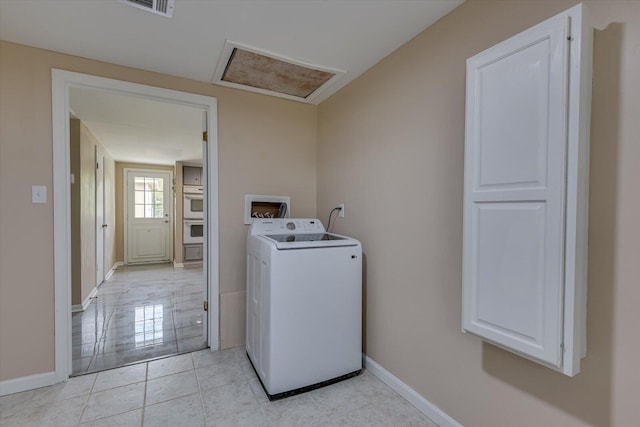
(122, 0, 174, 18)
(212, 41, 345, 104)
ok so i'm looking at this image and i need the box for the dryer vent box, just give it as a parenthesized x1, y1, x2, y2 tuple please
(245, 195, 290, 225)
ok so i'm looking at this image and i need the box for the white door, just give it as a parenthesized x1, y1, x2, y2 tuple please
(462, 11, 570, 367)
(126, 169, 173, 264)
(96, 149, 105, 286)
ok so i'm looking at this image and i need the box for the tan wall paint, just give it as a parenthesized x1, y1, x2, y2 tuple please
(317, 1, 640, 426)
(0, 41, 317, 381)
(114, 162, 175, 263)
(70, 119, 117, 305)
(70, 119, 82, 305)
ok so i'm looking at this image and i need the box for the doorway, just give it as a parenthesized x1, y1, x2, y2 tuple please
(52, 70, 219, 382)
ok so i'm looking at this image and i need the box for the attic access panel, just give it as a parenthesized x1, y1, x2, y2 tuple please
(213, 41, 344, 104)
(223, 48, 334, 98)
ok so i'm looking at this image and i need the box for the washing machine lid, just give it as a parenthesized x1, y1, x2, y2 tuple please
(260, 232, 358, 250)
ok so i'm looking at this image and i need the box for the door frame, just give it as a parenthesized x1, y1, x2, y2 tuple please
(123, 168, 174, 265)
(96, 147, 105, 286)
(52, 69, 220, 383)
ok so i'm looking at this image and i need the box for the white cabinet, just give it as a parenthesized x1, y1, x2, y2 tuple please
(462, 4, 592, 376)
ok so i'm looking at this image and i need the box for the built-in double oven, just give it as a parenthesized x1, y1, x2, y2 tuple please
(183, 184, 203, 261)
(183, 185, 203, 219)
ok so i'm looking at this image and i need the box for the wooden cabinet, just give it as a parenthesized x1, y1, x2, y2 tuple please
(184, 244, 203, 262)
(462, 4, 591, 376)
(183, 166, 202, 186)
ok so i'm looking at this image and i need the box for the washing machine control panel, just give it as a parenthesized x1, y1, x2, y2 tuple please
(249, 218, 325, 235)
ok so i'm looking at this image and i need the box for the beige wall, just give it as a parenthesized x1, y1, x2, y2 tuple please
(317, 1, 640, 426)
(114, 162, 175, 263)
(0, 41, 317, 381)
(69, 119, 82, 305)
(70, 119, 117, 305)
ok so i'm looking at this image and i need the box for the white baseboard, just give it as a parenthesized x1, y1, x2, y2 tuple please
(104, 261, 123, 281)
(0, 371, 56, 396)
(71, 284, 100, 313)
(173, 260, 184, 268)
(364, 355, 463, 427)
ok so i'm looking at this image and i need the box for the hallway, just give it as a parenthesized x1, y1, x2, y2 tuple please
(72, 263, 206, 375)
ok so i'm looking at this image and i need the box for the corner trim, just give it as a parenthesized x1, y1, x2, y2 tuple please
(0, 371, 56, 397)
(72, 262, 120, 313)
(173, 260, 184, 268)
(105, 261, 123, 281)
(364, 355, 463, 427)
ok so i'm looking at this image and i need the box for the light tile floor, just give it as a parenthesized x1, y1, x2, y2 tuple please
(0, 348, 439, 427)
(72, 263, 207, 375)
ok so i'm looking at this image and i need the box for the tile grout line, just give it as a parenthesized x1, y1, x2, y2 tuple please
(75, 373, 98, 426)
(192, 353, 207, 426)
(171, 279, 180, 354)
(140, 361, 149, 427)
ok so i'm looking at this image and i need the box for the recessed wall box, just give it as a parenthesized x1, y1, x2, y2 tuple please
(244, 195, 290, 225)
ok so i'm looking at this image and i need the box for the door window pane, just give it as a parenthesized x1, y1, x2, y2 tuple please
(133, 176, 165, 218)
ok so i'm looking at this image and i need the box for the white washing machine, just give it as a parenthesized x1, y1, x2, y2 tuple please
(246, 218, 362, 400)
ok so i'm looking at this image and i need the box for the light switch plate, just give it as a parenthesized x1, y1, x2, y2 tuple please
(32, 185, 47, 203)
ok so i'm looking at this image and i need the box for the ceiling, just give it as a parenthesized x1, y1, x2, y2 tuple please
(4, 0, 464, 164)
(70, 88, 204, 165)
(0, 0, 464, 104)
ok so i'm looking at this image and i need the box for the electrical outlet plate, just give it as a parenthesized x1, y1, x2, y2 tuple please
(32, 185, 47, 203)
(338, 203, 345, 218)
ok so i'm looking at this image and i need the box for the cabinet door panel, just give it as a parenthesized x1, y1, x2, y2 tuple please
(183, 166, 202, 186)
(474, 203, 546, 350)
(463, 12, 569, 367)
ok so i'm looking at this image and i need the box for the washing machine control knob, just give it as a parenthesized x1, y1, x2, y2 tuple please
(286, 222, 296, 230)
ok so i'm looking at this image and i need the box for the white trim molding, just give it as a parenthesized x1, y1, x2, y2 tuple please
(0, 371, 56, 397)
(52, 69, 220, 387)
(71, 286, 99, 313)
(72, 262, 121, 312)
(105, 261, 123, 281)
(173, 260, 185, 268)
(364, 355, 463, 427)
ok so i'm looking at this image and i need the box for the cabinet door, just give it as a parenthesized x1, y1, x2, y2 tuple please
(184, 244, 203, 261)
(462, 12, 571, 367)
(183, 166, 202, 186)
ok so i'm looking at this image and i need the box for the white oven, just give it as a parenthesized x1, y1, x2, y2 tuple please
(183, 185, 203, 219)
(183, 220, 204, 244)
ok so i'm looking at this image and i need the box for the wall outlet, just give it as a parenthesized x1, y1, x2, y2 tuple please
(338, 203, 345, 218)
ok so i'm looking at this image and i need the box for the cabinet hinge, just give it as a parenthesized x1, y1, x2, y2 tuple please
(203, 301, 208, 312)
(202, 131, 208, 142)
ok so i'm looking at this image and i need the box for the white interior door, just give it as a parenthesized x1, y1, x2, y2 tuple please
(96, 149, 105, 285)
(462, 11, 570, 367)
(126, 169, 173, 264)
